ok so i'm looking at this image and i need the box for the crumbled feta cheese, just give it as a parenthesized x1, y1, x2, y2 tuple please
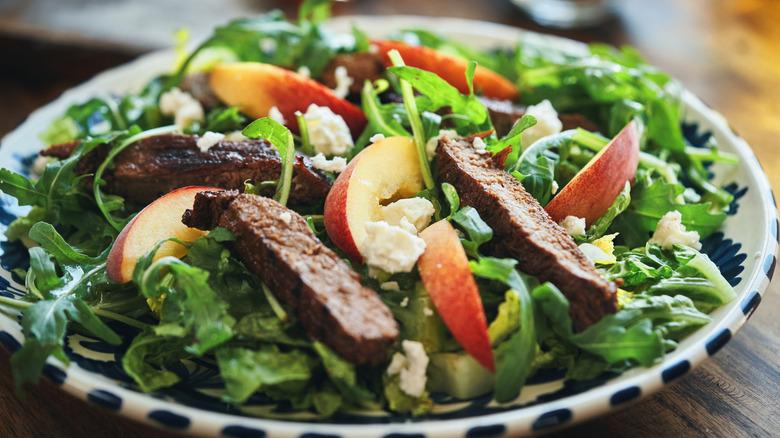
(303, 104, 354, 156)
(381, 198, 435, 234)
(648, 210, 702, 250)
(297, 65, 311, 78)
(196, 131, 225, 152)
(268, 106, 287, 126)
(311, 153, 347, 173)
(551, 180, 560, 195)
(423, 307, 434, 317)
(331, 65, 354, 99)
(260, 38, 277, 54)
(225, 130, 248, 142)
(473, 136, 487, 151)
(399, 296, 410, 307)
(31, 155, 56, 176)
(425, 129, 458, 159)
(386, 340, 429, 398)
(159, 87, 204, 129)
(362, 221, 426, 274)
(279, 212, 292, 225)
(521, 99, 562, 149)
(369, 133, 386, 143)
(380, 281, 400, 291)
(559, 215, 586, 236)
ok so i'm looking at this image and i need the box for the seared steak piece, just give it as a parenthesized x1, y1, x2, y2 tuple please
(319, 52, 385, 97)
(437, 136, 617, 331)
(41, 134, 331, 206)
(182, 190, 399, 365)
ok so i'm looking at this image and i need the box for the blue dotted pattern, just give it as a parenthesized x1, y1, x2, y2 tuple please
(87, 389, 122, 411)
(705, 329, 731, 356)
(609, 386, 641, 406)
(532, 409, 572, 431)
(148, 410, 191, 430)
(466, 424, 506, 437)
(661, 360, 691, 383)
(222, 425, 268, 438)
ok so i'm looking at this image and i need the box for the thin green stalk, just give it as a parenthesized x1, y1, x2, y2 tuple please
(388, 50, 435, 190)
(91, 307, 150, 331)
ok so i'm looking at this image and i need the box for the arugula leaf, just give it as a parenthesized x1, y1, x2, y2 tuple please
(610, 178, 726, 248)
(242, 117, 295, 206)
(122, 329, 190, 392)
(216, 344, 314, 404)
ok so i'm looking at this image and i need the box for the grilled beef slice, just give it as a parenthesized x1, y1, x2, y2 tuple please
(478, 97, 600, 138)
(437, 136, 617, 331)
(41, 133, 331, 206)
(319, 52, 386, 97)
(182, 190, 399, 365)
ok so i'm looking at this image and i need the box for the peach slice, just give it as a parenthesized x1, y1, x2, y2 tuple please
(371, 39, 519, 101)
(418, 220, 495, 373)
(544, 121, 640, 226)
(323, 136, 423, 262)
(209, 62, 368, 138)
(106, 186, 220, 283)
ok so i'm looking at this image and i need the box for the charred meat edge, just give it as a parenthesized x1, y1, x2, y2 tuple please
(437, 135, 617, 332)
(41, 133, 332, 206)
(182, 190, 399, 365)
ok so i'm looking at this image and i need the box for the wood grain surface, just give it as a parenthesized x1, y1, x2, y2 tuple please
(0, 0, 778, 437)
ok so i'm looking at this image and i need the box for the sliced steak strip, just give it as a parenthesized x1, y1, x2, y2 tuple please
(478, 97, 601, 138)
(319, 52, 385, 97)
(182, 190, 399, 365)
(437, 136, 617, 331)
(41, 133, 331, 206)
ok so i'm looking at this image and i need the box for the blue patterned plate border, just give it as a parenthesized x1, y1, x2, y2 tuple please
(0, 15, 776, 438)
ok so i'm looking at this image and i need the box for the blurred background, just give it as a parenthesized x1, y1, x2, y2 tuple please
(1, 0, 778, 189)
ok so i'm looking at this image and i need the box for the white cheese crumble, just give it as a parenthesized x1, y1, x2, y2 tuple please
(159, 87, 204, 129)
(551, 180, 560, 195)
(362, 221, 426, 274)
(648, 210, 702, 250)
(369, 133, 386, 143)
(399, 296, 410, 307)
(425, 129, 458, 159)
(521, 99, 562, 150)
(297, 65, 311, 78)
(423, 307, 434, 317)
(331, 65, 354, 99)
(268, 106, 287, 126)
(381, 198, 435, 234)
(260, 38, 277, 54)
(303, 104, 354, 156)
(473, 136, 487, 151)
(559, 215, 586, 236)
(279, 212, 292, 225)
(311, 153, 347, 173)
(386, 340, 429, 398)
(196, 131, 225, 152)
(225, 130, 247, 142)
(380, 281, 400, 291)
(31, 155, 56, 176)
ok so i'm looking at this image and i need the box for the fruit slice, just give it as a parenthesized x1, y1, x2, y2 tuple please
(209, 62, 368, 138)
(323, 136, 423, 262)
(106, 186, 220, 283)
(418, 220, 495, 373)
(371, 39, 519, 101)
(544, 121, 640, 226)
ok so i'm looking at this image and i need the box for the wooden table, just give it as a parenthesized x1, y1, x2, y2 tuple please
(1, 0, 778, 436)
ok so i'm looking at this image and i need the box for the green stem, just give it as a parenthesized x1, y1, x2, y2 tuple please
(0, 296, 33, 310)
(388, 50, 436, 190)
(91, 307, 150, 331)
(296, 112, 314, 156)
(94, 125, 180, 231)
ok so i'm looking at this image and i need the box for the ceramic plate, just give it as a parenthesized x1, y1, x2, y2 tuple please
(0, 15, 777, 438)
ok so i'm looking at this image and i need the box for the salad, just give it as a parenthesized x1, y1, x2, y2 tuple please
(0, 0, 741, 420)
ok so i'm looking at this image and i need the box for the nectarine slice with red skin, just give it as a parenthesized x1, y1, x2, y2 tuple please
(209, 62, 368, 138)
(544, 121, 640, 226)
(418, 220, 496, 373)
(106, 186, 221, 283)
(324, 136, 424, 262)
(371, 39, 519, 101)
